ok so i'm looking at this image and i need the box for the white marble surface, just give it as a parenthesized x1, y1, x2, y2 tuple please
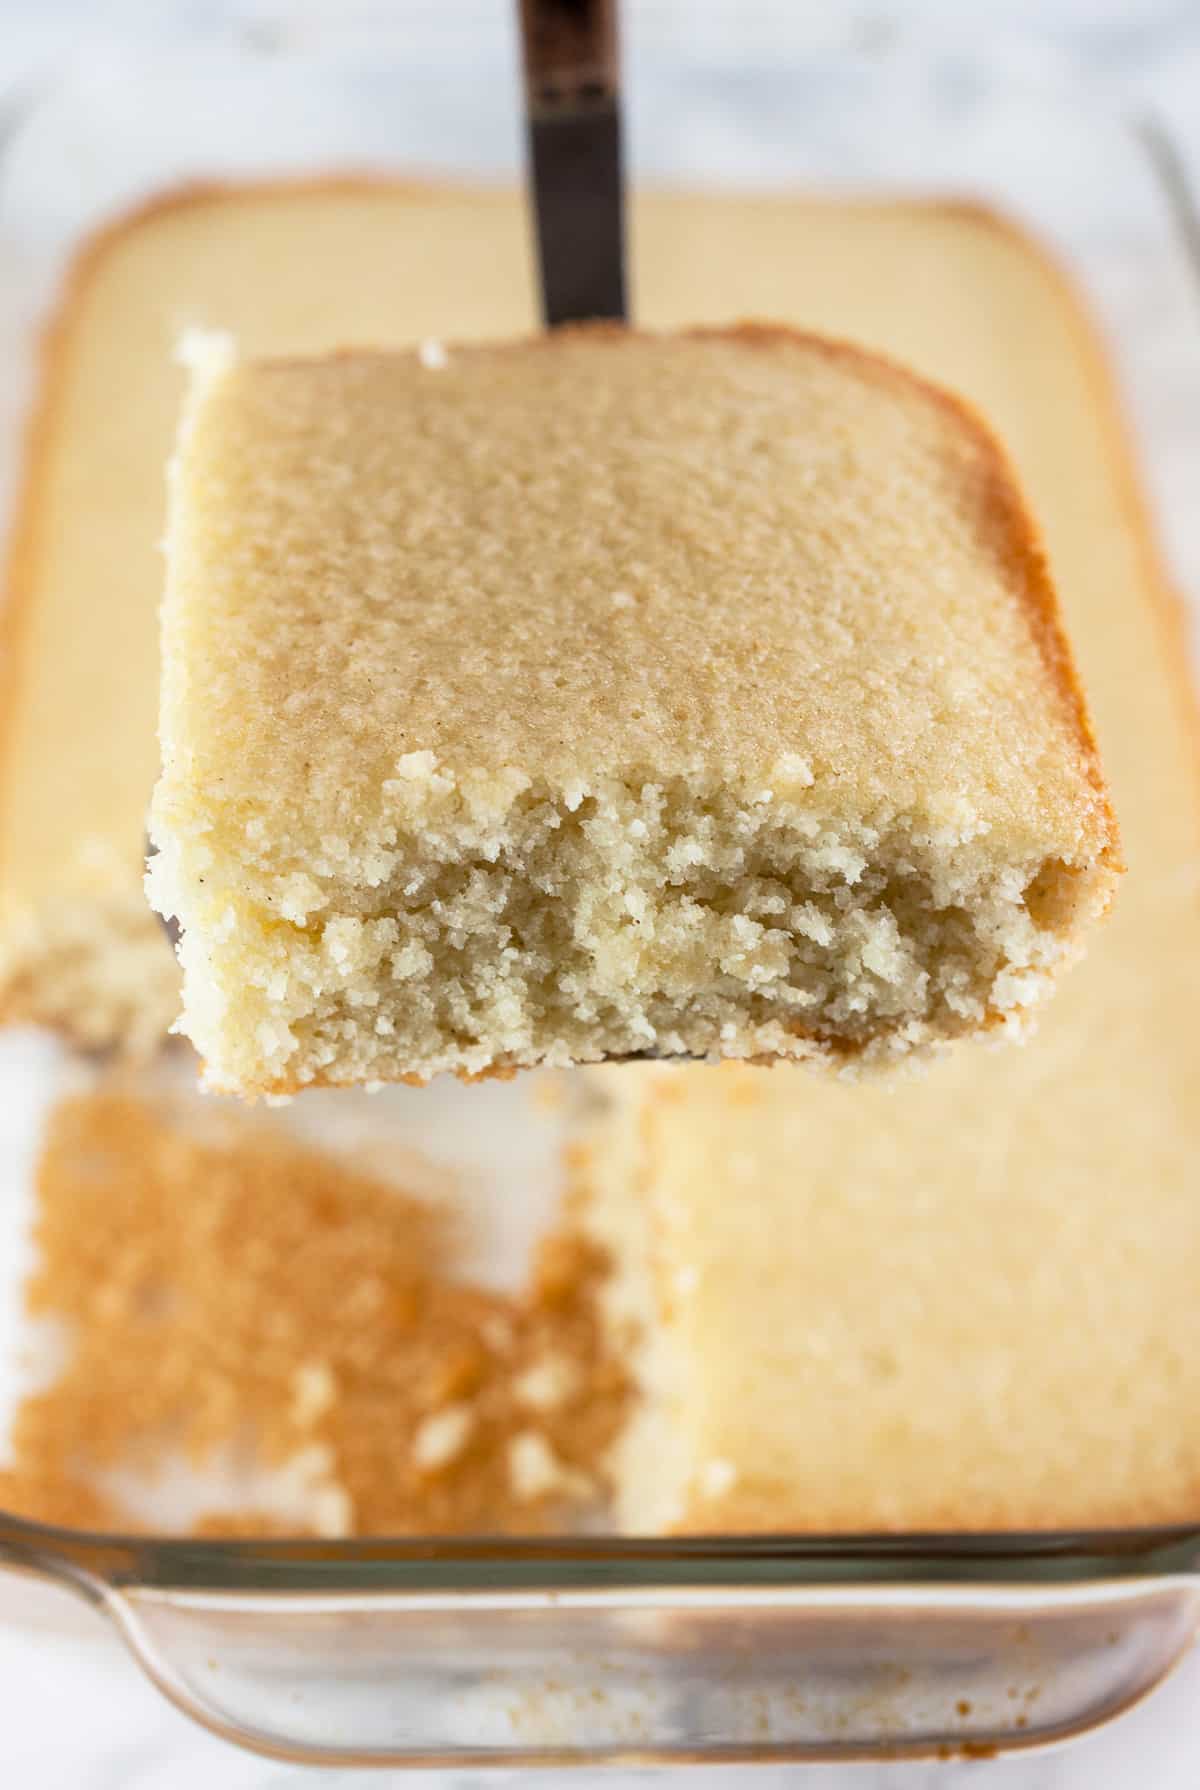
(2, 2, 1200, 1784)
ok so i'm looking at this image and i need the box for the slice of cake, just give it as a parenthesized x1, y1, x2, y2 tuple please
(149, 325, 1117, 1094)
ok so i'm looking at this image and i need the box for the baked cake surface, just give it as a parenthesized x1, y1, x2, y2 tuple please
(150, 324, 1115, 1093)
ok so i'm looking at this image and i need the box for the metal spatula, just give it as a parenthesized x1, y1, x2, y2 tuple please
(518, 0, 627, 327)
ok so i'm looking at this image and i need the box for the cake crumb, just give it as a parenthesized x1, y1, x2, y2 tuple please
(312, 1482, 355, 1539)
(412, 1404, 475, 1473)
(513, 1355, 578, 1413)
(508, 1430, 589, 1504)
(290, 1361, 336, 1429)
(699, 1457, 739, 1500)
(1, 1089, 629, 1537)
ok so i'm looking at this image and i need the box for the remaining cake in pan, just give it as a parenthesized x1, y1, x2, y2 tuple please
(585, 1032, 1200, 1535)
(149, 324, 1116, 1095)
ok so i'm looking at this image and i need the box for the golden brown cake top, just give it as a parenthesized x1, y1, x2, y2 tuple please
(160, 324, 1113, 868)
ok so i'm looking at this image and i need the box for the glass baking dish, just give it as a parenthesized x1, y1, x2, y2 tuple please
(1, 20, 1199, 1766)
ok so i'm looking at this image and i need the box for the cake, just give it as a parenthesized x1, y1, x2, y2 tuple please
(582, 237, 1200, 1534)
(0, 181, 1193, 1534)
(148, 325, 1116, 1094)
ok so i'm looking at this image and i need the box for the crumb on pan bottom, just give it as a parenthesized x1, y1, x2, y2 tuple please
(0, 1091, 628, 1538)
